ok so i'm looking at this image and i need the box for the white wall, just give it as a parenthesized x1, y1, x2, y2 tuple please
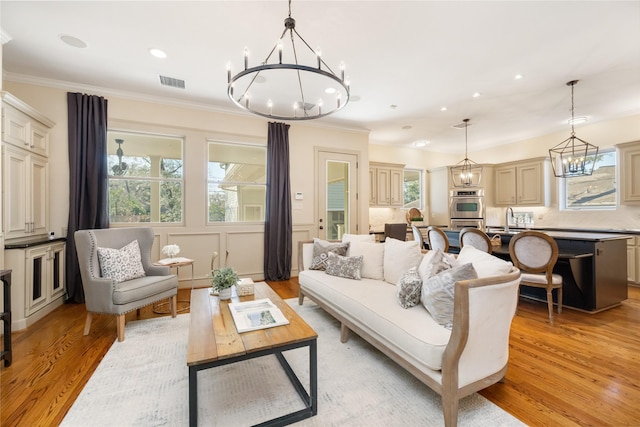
(368, 114, 640, 230)
(2, 80, 369, 285)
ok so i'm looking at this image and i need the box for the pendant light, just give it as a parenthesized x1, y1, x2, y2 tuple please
(548, 80, 599, 178)
(450, 119, 482, 187)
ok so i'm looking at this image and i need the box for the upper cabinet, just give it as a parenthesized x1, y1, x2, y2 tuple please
(1, 92, 55, 240)
(369, 162, 404, 207)
(618, 140, 640, 204)
(494, 158, 550, 206)
(2, 92, 54, 157)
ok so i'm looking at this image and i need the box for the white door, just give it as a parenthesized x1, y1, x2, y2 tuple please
(316, 151, 359, 240)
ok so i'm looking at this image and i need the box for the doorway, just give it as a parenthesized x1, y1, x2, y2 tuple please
(316, 150, 359, 240)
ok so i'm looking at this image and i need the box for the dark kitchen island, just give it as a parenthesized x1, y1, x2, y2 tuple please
(444, 229, 631, 312)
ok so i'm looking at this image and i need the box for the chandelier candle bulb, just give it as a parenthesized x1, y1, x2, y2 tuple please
(243, 47, 249, 70)
(226, 63, 231, 83)
(316, 48, 321, 69)
(278, 42, 283, 63)
(340, 61, 345, 80)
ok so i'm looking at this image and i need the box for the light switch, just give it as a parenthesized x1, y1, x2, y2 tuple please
(295, 192, 303, 200)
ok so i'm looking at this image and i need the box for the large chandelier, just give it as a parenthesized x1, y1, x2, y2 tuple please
(226, 0, 350, 121)
(450, 119, 482, 187)
(549, 80, 599, 178)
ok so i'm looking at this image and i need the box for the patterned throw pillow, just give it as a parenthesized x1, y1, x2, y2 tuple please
(396, 267, 422, 309)
(325, 252, 363, 280)
(417, 249, 455, 283)
(421, 263, 478, 329)
(97, 240, 146, 283)
(310, 241, 350, 271)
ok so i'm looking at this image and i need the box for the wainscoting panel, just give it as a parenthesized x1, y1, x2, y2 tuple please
(166, 232, 221, 288)
(225, 231, 264, 279)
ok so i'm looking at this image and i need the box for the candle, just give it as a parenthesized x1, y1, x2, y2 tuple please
(278, 41, 283, 64)
(244, 47, 249, 70)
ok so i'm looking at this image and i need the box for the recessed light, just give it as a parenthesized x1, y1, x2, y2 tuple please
(514, 74, 524, 80)
(440, 106, 448, 111)
(402, 125, 413, 130)
(59, 34, 87, 48)
(149, 48, 167, 59)
(568, 116, 588, 125)
(325, 87, 337, 94)
(390, 104, 398, 109)
(414, 140, 430, 147)
(472, 92, 481, 98)
(350, 95, 361, 102)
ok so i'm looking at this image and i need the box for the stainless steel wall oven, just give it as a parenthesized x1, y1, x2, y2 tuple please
(449, 189, 484, 230)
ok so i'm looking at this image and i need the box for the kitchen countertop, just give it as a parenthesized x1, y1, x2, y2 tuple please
(5, 236, 67, 249)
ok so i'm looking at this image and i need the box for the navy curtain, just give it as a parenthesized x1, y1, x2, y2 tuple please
(65, 92, 109, 303)
(264, 122, 292, 280)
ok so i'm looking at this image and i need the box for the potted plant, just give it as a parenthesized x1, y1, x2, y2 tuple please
(210, 267, 238, 300)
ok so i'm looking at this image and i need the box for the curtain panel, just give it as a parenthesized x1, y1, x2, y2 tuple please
(263, 122, 292, 280)
(65, 92, 109, 303)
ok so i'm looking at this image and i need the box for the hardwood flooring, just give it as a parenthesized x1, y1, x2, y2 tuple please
(2, 281, 640, 426)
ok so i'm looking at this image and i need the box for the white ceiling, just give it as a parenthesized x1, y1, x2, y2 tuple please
(2, 1, 639, 153)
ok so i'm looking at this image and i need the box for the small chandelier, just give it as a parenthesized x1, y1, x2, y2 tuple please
(226, 0, 350, 121)
(111, 139, 128, 176)
(450, 119, 482, 187)
(549, 80, 599, 178)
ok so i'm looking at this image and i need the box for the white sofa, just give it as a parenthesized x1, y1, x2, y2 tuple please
(297, 237, 521, 427)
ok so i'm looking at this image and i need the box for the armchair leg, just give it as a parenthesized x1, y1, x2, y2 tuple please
(116, 314, 125, 342)
(83, 312, 93, 336)
(170, 295, 177, 318)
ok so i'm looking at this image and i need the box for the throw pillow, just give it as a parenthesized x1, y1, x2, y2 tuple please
(455, 245, 513, 278)
(417, 249, 456, 282)
(97, 240, 146, 283)
(421, 263, 478, 329)
(309, 241, 350, 271)
(348, 241, 384, 280)
(325, 252, 363, 280)
(396, 267, 423, 309)
(383, 237, 423, 285)
(342, 233, 376, 243)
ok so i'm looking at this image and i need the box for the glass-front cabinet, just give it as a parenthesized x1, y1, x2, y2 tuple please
(25, 241, 65, 316)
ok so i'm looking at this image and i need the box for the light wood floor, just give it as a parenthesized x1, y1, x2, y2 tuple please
(2, 280, 640, 426)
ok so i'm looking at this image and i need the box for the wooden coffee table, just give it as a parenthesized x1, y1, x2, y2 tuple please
(187, 282, 318, 427)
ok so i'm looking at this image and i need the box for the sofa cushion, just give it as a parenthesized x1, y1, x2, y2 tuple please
(455, 245, 513, 278)
(325, 252, 363, 280)
(310, 241, 350, 271)
(112, 274, 178, 305)
(396, 267, 422, 308)
(97, 240, 146, 283)
(383, 237, 423, 285)
(421, 263, 478, 329)
(349, 241, 384, 280)
(418, 249, 455, 282)
(299, 270, 451, 371)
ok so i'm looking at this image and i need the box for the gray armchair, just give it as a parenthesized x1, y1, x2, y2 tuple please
(74, 227, 178, 341)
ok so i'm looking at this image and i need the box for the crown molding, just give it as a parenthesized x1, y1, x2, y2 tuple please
(2, 71, 369, 135)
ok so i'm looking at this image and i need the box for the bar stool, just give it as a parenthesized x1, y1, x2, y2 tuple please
(426, 226, 449, 252)
(459, 227, 492, 254)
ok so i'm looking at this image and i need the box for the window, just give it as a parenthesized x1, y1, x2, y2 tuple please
(107, 131, 183, 223)
(208, 141, 266, 222)
(564, 150, 616, 209)
(403, 169, 422, 210)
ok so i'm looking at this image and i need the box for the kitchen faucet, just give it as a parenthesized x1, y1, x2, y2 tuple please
(505, 207, 514, 232)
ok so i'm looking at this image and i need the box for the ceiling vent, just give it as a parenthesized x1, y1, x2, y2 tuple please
(159, 75, 185, 89)
(452, 121, 473, 129)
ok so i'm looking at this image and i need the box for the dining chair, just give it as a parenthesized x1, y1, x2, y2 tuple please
(411, 225, 427, 250)
(509, 230, 563, 324)
(384, 223, 408, 241)
(459, 227, 492, 254)
(426, 226, 449, 252)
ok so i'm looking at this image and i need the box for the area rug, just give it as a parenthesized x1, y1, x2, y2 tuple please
(61, 299, 525, 427)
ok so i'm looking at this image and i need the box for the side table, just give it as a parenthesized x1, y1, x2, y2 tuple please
(1, 269, 12, 367)
(153, 258, 194, 314)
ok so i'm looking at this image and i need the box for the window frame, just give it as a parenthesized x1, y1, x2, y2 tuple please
(403, 168, 424, 211)
(206, 139, 267, 224)
(107, 129, 185, 226)
(560, 148, 617, 211)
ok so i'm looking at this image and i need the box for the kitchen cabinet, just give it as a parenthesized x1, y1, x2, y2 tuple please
(3, 145, 49, 239)
(628, 236, 639, 284)
(5, 239, 66, 331)
(1, 92, 54, 240)
(369, 162, 404, 207)
(618, 140, 640, 204)
(494, 158, 550, 206)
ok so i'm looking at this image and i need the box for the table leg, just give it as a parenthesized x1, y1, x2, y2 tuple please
(189, 366, 197, 427)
